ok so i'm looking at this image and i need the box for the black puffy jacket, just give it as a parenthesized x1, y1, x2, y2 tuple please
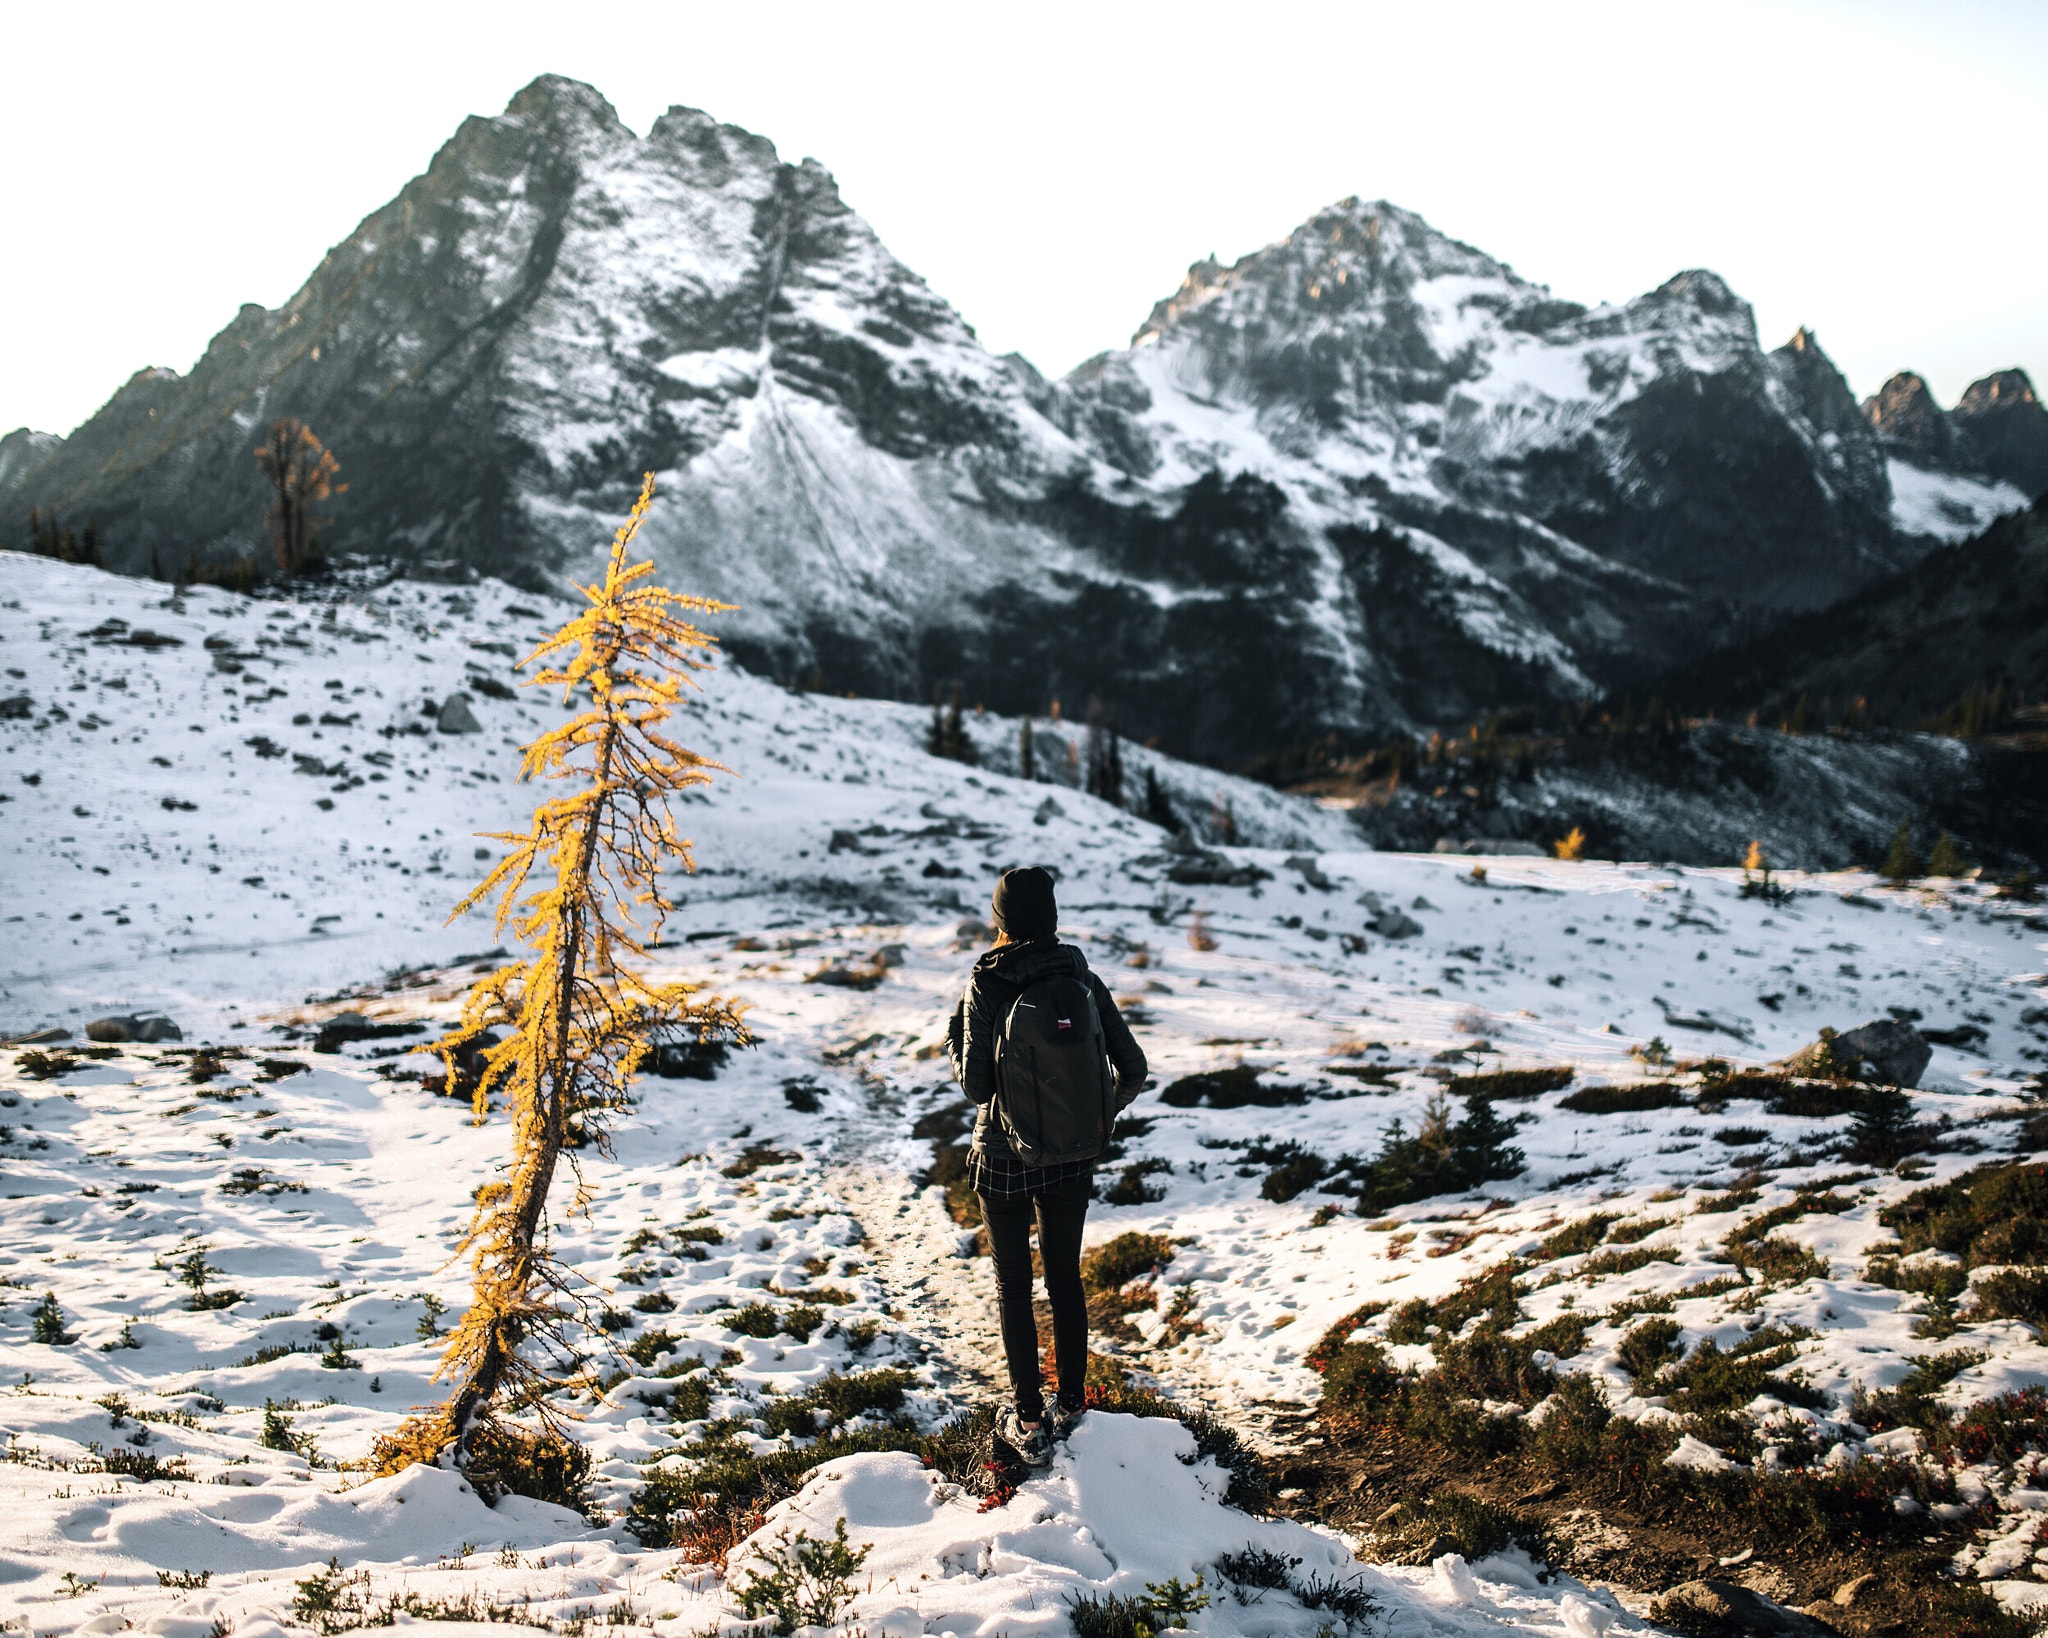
(947, 938, 1148, 1163)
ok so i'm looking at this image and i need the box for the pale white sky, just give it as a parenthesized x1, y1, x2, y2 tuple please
(4, 0, 2043, 438)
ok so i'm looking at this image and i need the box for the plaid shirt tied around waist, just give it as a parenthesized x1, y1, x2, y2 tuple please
(967, 1135, 1094, 1203)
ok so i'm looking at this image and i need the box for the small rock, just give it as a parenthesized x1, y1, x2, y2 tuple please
(650, 1037, 730, 1080)
(84, 1013, 182, 1044)
(1285, 855, 1334, 890)
(435, 693, 482, 734)
(1370, 907, 1423, 940)
(0, 694, 31, 720)
(1831, 1573, 1876, 1607)
(808, 957, 888, 991)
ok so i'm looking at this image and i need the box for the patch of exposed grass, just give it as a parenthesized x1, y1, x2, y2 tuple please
(722, 1143, 799, 1179)
(1365, 1492, 1542, 1565)
(1879, 1162, 2048, 1268)
(1082, 1232, 1177, 1291)
(1534, 1214, 1618, 1260)
(1449, 1067, 1572, 1101)
(1158, 1065, 1310, 1108)
(1560, 1082, 1687, 1114)
(911, 1100, 978, 1227)
(760, 1368, 915, 1438)
(1101, 1159, 1171, 1205)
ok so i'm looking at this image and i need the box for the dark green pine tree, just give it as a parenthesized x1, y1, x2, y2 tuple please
(1452, 1095, 1527, 1185)
(1880, 822, 1920, 883)
(1845, 1086, 1921, 1166)
(1144, 766, 1178, 831)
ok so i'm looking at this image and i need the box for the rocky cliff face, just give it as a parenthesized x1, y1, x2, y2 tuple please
(1, 77, 2030, 765)
(1952, 370, 2048, 499)
(1865, 366, 2048, 500)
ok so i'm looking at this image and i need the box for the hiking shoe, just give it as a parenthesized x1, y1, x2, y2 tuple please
(1045, 1398, 1084, 1442)
(997, 1407, 1053, 1467)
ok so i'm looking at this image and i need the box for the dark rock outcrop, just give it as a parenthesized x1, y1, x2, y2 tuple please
(1863, 370, 1968, 467)
(1952, 368, 2048, 499)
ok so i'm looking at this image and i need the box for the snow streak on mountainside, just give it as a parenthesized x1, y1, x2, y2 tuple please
(0, 78, 2033, 765)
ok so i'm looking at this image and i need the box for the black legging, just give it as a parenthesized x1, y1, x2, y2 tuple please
(978, 1176, 1091, 1420)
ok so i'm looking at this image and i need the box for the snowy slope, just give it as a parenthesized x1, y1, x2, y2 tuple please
(4, 555, 2048, 1631)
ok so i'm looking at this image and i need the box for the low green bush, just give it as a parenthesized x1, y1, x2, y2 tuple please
(1880, 1163, 2048, 1267)
(760, 1368, 914, 1438)
(1353, 1093, 1525, 1215)
(1242, 1139, 1330, 1202)
(733, 1518, 869, 1635)
(1369, 1492, 1541, 1564)
(1618, 1318, 1684, 1390)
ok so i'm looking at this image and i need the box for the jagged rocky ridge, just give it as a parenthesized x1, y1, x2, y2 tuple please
(0, 75, 2034, 766)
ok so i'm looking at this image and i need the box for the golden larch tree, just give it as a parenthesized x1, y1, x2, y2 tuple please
(376, 473, 744, 1498)
(254, 418, 344, 574)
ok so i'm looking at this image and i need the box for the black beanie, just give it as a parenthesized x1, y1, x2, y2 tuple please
(991, 867, 1057, 941)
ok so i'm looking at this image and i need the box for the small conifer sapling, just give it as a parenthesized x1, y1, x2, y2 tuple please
(30, 1293, 74, 1346)
(1926, 832, 1967, 878)
(374, 474, 744, 1493)
(1880, 822, 1920, 884)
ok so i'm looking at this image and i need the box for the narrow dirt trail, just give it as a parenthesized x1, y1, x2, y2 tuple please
(821, 1074, 1006, 1405)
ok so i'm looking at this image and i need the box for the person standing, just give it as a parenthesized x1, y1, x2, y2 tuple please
(947, 867, 1148, 1466)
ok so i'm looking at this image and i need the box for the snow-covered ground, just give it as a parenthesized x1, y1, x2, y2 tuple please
(3, 553, 2047, 1635)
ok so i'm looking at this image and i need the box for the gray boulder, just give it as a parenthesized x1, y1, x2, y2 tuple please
(1357, 891, 1422, 940)
(1648, 1579, 1828, 1636)
(436, 693, 482, 734)
(1788, 1018, 1932, 1088)
(84, 1012, 182, 1044)
(1165, 848, 1271, 888)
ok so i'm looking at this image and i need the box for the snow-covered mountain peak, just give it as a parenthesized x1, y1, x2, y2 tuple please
(501, 69, 631, 132)
(1125, 198, 1569, 422)
(4, 91, 2031, 763)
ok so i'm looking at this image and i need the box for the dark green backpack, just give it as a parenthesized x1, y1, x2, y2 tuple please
(993, 971, 1114, 1166)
